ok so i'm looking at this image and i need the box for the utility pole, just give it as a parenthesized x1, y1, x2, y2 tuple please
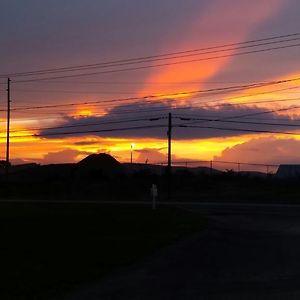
(167, 112, 172, 200)
(6, 78, 11, 177)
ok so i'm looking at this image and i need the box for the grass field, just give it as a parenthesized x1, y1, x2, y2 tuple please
(3, 173, 300, 204)
(0, 202, 206, 300)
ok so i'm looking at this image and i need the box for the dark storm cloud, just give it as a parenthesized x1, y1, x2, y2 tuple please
(39, 100, 300, 139)
(73, 141, 100, 146)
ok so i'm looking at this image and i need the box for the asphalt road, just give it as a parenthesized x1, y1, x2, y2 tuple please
(62, 204, 300, 300)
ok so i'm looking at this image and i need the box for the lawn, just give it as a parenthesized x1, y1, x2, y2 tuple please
(0, 202, 206, 300)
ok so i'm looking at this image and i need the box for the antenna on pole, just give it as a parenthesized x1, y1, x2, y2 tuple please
(6, 77, 11, 177)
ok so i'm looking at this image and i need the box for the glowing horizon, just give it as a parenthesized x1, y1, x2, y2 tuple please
(2, 0, 300, 167)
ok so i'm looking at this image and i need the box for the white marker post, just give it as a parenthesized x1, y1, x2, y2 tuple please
(151, 184, 158, 210)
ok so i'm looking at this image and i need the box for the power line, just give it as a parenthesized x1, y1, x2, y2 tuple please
(5, 83, 300, 120)
(243, 116, 300, 122)
(218, 106, 300, 120)
(222, 85, 300, 100)
(0, 106, 190, 123)
(10, 82, 300, 100)
(2, 94, 300, 128)
(3, 94, 300, 128)
(0, 38, 294, 77)
(13, 43, 300, 83)
(22, 82, 300, 94)
(0, 116, 166, 135)
(2, 121, 299, 140)
(0, 84, 262, 110)
(3, 92, 300, 117)
(2, 78, 300, 134)
(2, 98, 300, 134)
(3, 105, 300, 139)
(3, 78, 300, 114)
(3, 32, 300, 78)
(0, 82, 273, 111)
(3, 76, 300, 112)
(176, 105, 300, 126)
(175, 116, 300, 127)
(0, 124, 167, 139)
(200, 86, 300, 105)
(178, 124, 300, 136)
(173, 105, 300, 137)
(33, 96, 300, 116)
(0, 110, 168, 124)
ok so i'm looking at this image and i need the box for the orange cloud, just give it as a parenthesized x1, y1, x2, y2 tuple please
(0, 133, 256, 165)
(0, 1, 289, 166)
(214, 136, 300, 172)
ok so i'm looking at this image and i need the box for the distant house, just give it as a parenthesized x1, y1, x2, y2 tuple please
(276, 165, 300, 178)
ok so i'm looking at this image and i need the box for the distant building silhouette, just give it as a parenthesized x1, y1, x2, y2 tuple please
(77, 153, 123, 178)
(276, 165, 300, 178)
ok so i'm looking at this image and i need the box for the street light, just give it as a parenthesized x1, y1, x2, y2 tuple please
(130, 143, 135, 164)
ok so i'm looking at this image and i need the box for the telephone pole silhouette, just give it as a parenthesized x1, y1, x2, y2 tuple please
(167, 112, 172, 200)
(6, 78, 11, 177)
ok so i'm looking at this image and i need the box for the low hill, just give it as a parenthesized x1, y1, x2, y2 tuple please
(77, 153, 123, 176)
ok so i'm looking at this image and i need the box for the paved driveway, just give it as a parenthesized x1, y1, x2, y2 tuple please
(63, 206, 300, 300)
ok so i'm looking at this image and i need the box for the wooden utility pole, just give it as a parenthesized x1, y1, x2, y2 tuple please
(167, 112, 172, 200)
(6, 78, 11, 176)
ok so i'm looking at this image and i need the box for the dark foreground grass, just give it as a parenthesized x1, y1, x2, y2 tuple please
(0, 202, 206, 300)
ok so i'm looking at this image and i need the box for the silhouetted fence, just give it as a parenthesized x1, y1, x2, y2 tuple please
(153, 159, 279, 174)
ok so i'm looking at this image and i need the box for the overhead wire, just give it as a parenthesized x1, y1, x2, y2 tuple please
(174, 116, 300, 127)
(3, 105, 300, 139)
(12, 43, 300, 83)
(0, 116, 166, 134)
(2, 32, 300, 78)
(0, 124, 168, 139)
(2, 76, 300, 112)
(177, 124, 300, 136)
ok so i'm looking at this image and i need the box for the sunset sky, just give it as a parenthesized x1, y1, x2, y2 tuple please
(1, 0, 300, 170)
